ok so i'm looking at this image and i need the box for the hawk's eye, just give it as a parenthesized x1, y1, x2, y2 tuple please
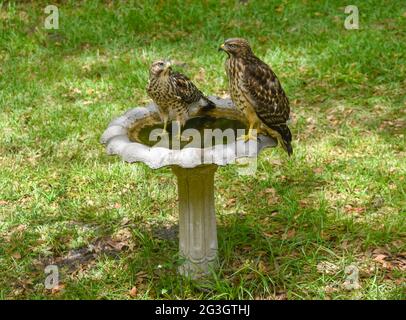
(158, 62, 164, 67)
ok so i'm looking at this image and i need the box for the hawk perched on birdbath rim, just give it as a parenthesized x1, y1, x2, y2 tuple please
(219, 38, 293, 155)
(147, 60, 215, 139)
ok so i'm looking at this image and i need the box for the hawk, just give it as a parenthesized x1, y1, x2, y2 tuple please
(147, 60, 215, 138)
(219, 38, 293, 155)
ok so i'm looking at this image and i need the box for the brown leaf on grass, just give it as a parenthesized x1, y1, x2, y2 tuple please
(244, 272, 256, 281)
(265, 188, 277, 195)
(274, 291, 288, 300)
(4, 224, 27, 242)
(224, 198, 236, 208)
(374, 254, 387, 262)
(0, 200, 8, 206)
(299, 199, 310, 208)
(15, 225, 27, 234)
(270, 159, 282, 166)
(51, 284, 65, 295)
(121, 217, 131, 226)
(374, 254, 393, 270)
(341, 240, 350, 250)
(324, 285, 339, 294)
(129, 286, 138, 298)
(282, 229, 296, 240)
(313, 167, 323, 174)
(105, 239, 128, 251)
(391, 240, 404, 249)
(109, 228, 134, 251)
(12, 252, 22, 259)
(327, 114, 341, 126)
(320, 230, 333, 241)
(265, 188, 281, 205)
(344, 205, 365, 215)
(372, 250, 406, 271)
(317, 261, 340, 275)
(258, 260, 269, 273)
(388, 183, 397, 190)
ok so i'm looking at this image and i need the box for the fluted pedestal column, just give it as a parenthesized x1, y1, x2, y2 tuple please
(172, 165, 218, 279)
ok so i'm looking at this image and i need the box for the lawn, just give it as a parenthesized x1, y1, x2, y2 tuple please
(0, 0, 405, 300)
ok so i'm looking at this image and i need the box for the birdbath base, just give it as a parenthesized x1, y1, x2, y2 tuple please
(172, 165, 218, 279)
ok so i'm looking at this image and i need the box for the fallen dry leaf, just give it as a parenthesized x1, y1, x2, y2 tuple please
(51, 284, 65, 294)
(344, 205, 365, 215)
(317, 261, 340, 275)
(265, 188, 281, 205)
(371, 249, 405, 271)
(258, 261, 269, 273)
(270, 159, 282, 166)
(224, 198, 236, 208)
(324, 285, 339, 294)
(12, 252, 22, 260)
(129, 286, 138, 297)
(313, 167, 323, 174)
(299, 199, 310, 208)
(282, 229, 296, 240)
(274, 291, 288, 300)
(374, 254, 387, 263)
(265, 188, 277, 195)
(15, 224, 27, 232)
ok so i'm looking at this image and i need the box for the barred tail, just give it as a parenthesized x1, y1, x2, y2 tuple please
(268, 123, 293, 156)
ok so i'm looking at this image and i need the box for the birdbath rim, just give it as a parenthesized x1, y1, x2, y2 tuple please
(100, 96, 277, 169)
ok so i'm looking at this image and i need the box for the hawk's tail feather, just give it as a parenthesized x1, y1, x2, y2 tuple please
(268, 123, 293, 156)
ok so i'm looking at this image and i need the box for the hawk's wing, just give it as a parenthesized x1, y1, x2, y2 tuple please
(172, 72, 202, 104)
(241, 57, 290, 125)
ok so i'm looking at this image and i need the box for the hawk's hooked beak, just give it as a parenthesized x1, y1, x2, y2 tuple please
(218, 43, 225, 52)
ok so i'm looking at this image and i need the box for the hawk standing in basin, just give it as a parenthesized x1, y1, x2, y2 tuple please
(219, 38, 293, 155)
(147, 60, 215, 139)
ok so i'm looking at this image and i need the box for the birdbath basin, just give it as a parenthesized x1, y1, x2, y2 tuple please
(100, 96, 276, 279)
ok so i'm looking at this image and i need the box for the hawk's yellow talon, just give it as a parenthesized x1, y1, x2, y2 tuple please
(237, 132, 257, 142)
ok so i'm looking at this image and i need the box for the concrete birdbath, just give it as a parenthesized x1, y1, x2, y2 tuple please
(100, 96, 276, 279)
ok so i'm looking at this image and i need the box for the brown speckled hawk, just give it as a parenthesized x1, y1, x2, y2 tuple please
(147, 60, 215, 138)
(219, 38, 293, 155)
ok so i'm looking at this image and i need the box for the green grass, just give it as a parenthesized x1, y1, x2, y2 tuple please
(0, 0, 405, 300)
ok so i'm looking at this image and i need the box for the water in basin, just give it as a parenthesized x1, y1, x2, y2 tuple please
(129, 116, 248, 149)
